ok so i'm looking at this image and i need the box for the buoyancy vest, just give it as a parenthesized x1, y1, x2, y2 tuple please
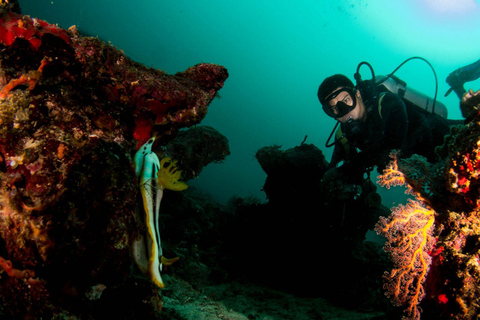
(334, 92, 388, 160)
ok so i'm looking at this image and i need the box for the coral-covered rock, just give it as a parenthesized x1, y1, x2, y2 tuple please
(249, 141, 390, 309)
(441, 120, 480, 208)
(0, 0, 20, 14)
(255, 142, 328, 204)
(0, 6, 227, 319)
(165, 125, 230, 181)
(376, 91, 480, 320)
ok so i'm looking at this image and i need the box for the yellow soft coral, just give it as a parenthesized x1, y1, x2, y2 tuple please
(157, 157, 188, 191)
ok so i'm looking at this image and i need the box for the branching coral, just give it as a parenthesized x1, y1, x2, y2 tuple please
(376, 153, 436, 320)
(375, 199, 435, 320)
(379, 152, 442, 205)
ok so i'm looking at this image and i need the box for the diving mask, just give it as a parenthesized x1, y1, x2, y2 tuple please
(322, 87, 357, 119)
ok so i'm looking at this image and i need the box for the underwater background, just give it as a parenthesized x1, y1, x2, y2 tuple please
(18, 0, 480, 205)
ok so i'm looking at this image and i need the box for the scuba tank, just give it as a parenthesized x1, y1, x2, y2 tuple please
(375, 74, 448, 118)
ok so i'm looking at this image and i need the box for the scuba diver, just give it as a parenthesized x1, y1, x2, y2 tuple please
(319, 73, 408, 176)
(314, 58, 469, 310)
(316, 58, 464, 243)
(318, 59, 463, 188)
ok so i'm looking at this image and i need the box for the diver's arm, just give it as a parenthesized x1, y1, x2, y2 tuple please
(328, 142, 347, 169)
(325, 143, 364, 185)
(446, 59, 480, 99)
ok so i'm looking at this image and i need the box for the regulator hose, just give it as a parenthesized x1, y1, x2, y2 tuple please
(375, 57, 439, 116)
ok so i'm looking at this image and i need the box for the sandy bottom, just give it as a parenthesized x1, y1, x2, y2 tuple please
(159, 275, 387, 320)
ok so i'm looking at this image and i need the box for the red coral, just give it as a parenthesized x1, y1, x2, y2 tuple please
(438, 294, 448, 304)
(447, 144, 480, 204)
(0, 12, 70, 49)
(133, 116, 154, 148)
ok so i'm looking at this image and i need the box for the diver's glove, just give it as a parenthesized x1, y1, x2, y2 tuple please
(445, 59, 480, 98)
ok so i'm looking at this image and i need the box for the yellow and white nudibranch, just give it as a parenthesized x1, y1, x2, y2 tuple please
(133, 136, 187, 288)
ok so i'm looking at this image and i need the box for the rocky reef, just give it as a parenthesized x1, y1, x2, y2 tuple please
(229, 139, 392, 309)
(0, 2, 384, 319)
(0, 3, 228, 318)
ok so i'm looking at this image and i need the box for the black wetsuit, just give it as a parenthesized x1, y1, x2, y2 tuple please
(330, 91, 460, 182)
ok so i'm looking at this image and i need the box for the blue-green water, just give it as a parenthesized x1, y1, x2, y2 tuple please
(18, 0, 480, 205)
